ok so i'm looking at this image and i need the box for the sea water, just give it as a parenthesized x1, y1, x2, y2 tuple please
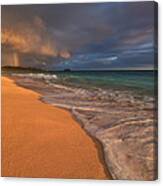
(54, 71, 156, 96)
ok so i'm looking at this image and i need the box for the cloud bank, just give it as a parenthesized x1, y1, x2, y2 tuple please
(1, 2, 156, 70)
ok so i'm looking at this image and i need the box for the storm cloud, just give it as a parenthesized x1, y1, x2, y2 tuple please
(1, 1, 157, 70)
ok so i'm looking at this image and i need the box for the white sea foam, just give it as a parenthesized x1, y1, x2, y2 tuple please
(13, 73, 58, 80)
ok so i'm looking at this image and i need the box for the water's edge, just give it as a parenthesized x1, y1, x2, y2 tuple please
(7, 76, 113, 179)
(4, 73, 157, 180)
(39, 96, 113, 179)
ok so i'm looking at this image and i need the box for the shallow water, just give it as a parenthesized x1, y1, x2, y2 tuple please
(54, 71, 156, 95)
(3, 69, 156, 95)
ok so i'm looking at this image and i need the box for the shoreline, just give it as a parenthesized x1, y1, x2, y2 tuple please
(11, 77, 113, 178)
(18, 77, 113, 178)
(2, 76, 112, 179)
(39, 97, 113, 179)
(2, 73, 157, 180)
(72, 115, 113, 178)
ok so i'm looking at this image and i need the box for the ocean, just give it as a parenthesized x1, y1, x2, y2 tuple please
(54, 71, 156, 96)
(3, 68, 157, 96)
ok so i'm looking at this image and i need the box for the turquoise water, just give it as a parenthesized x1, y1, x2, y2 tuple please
(3, 68, 157, 96)
(54, 71, 157, 95)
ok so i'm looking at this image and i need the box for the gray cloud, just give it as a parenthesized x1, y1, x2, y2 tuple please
(1, 1, 156, 70)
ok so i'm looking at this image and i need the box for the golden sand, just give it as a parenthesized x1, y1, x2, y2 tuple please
(1, 77, 111, 179)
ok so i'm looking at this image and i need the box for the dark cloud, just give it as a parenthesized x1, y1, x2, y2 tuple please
(1, 2, 156, 70)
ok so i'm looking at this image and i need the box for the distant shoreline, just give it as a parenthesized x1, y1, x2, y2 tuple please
(2, 66, 157, 73)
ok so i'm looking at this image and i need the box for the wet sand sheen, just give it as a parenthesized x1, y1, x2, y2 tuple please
(1, 77, 112, 179)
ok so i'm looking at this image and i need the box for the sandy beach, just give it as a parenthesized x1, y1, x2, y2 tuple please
(1, 77, 112, 179)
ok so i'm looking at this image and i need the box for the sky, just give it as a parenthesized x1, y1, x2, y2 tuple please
(1, 1, 157, 70)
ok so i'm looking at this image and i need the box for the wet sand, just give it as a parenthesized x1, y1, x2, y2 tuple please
(1, 77, 112, 179)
